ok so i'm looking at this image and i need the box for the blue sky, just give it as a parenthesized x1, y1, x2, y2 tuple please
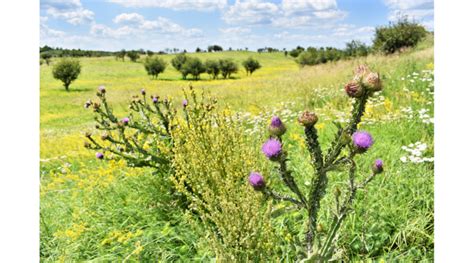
(40, 0, 433, 51)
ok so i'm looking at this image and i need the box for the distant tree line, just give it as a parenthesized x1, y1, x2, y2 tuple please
(290, 19, 427, 66)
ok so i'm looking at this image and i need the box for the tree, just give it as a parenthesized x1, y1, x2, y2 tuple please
(242, 57, 261, 76)
(219, 59, 238, 79)
(40, 52, 52, 65)
(127, 51, 140, 62)
(196, 47, 202, 53)
(182, 57, 206, 80)
(345, 40, 369, 57)
(52, 58, 81, 91)
(116, 49, 126, 61)
(207, 45, 223, 52)
(171, 53, 188, 79)
(205, 59, 220, 79)
(146, 50, 154, 56)
(373, 18, 427, 54)
(144, 56, 167, 79)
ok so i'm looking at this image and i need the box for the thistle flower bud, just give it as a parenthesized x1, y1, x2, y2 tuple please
(96, 152, 104, 159)
(84, 132, 92, 138)
(364, 72, 382, 92)
(248, 172, 265, 191)
(98, 85, 106, 94)
(261, 138, 282, 161)
(141, 88, 146, 95)
(372, 159, 384, 174)
(84, 99, 92, 109)
(298, 111, 318, 127)
(334, 187, 341, 198)
(344, 81, 364, 98)
(353, 64, 370, 82)
(84, 141, 91, 148)
(268, 116, 286, 136)
(182, 99, 188, 108)
(352, 131, 374, 153)
(122, 117, 130, 125)
(92, 102, 101, 112)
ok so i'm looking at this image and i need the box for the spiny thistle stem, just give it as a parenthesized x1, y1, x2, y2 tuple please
(277, 152, 308, 207)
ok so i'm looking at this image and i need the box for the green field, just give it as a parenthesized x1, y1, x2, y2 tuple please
(40, 40, 434, 261)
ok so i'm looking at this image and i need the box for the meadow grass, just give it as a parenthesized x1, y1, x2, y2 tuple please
(40, 41, 434, 261)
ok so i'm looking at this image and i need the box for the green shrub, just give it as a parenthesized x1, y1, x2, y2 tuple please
(218, 59, 238, 79)
(289, 46, 305, 58)
(116, 49, 126, 61)
(127, 51, 140, 62)
(52, 58, 81, 91)
(204, 59, 220, 79)
(373, 18, 427, 54)
(171, 54, 188, 79)
(345, 40, 370, 57)
(182, 57, 206, 80)
(144, 56, 167, 79)
(41, 52, 52, 65)
(242, 57, 262, 76)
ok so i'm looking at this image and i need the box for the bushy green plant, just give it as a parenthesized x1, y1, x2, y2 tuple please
(205, 59, 220, 79)
(242, 57, 262, 76)
(41, 52, 52, 65)
(171, 90, 279, 261)
(218, 58, 238, 79)
(289, 46, 305, 58)
(373, 18, 427, 54)
(182, 57, 206, 80)
(116, 49, 126, 61)
(171, 53, 188, 79)
(345, 40, 370, 57)
(127, 51, 140, 62)
(249, 65, 386, 260)
(144, 56, 167, 79)
(52, 58, 81, 91)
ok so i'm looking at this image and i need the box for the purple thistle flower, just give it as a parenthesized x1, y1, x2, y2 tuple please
(268, 116, 286, 136)
(141, 88, 146, 95)
(262, 138, 282, 160)
(96, 152, 104, 159)
(372, 159, 384, 174)
(248, 172, 265, 190)
(182, 99, 188, 107)
(352, 131, 374, 152)
(122, 117, 130, 125)
(152, 96, 158, 103)
(98, 85, 106, 94)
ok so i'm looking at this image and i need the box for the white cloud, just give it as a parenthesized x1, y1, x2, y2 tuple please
(384, 0, 433, 30)
(281, 0, 337, 14)
(42, 0, 94, 25)
(107, 0, 227, 11)
(219, 27, 251, 34)
(223, 0, 279, 25)
(40, 15, 65, 38)
(223, 0, 346, 28)
(93, 14, 203, 39)
(384, 0, 433, 10)
(113, 13, 145, 24)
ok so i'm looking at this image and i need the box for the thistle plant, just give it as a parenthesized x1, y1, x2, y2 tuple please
(83, 86, 176, 170)
(250, 65, 386, 261)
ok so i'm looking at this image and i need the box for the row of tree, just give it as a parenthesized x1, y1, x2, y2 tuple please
(144, 55, 261, 80)
(289, 18, 427, 66)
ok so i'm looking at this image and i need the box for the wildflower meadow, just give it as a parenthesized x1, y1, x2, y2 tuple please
(40, 18, 434, 261)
